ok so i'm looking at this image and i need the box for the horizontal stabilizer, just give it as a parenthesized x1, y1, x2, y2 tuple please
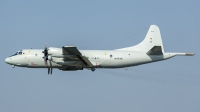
(147, 46, 163, 55)
(176, 53, 195, 56)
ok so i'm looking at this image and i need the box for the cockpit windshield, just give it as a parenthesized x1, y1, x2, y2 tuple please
(18, 52, 22, 55)
(10, 50, 22, 57)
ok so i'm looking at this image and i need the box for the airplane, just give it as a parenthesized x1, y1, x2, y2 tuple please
(5, 25, 194, 74)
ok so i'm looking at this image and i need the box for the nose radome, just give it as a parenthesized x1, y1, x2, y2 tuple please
(5, 58, 8, 63)
(5, 58, 11, 64)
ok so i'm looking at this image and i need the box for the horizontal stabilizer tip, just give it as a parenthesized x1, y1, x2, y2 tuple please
(175, 53, 195, 56)
(185, 53, 195, 56)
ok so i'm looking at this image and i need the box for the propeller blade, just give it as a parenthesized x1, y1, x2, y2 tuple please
(46, 59, 48, 66)
(48, 68, 50, 74)
(51, 68, 53, 75)
(42, 43, 53, 75)
(49, 60, 53, 75)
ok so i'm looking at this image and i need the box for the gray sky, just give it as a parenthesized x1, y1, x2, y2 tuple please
(0, 0, 200, 112)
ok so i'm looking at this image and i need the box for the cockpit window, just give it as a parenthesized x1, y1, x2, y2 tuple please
(18, 52, 22, 55)
(10, 51, 22, 57)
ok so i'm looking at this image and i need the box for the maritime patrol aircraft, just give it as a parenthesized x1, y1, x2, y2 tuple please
(5, 25, 194, 74)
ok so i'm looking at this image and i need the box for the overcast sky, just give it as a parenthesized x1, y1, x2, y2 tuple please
(0, 0, 200, 112)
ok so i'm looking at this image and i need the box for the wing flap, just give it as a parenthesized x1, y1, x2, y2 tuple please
(77, 55, 93, 67)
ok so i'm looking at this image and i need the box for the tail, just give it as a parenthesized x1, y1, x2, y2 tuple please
(117, 25, 165, 53)
(117, 25, 194, 56)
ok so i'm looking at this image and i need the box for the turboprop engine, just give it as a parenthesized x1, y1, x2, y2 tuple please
(47, 47, 80, 65)
(48, 47, 78, 58)
(48, 47, 62, 56)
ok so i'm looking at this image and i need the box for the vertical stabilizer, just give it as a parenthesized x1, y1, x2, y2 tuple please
(117, 25, 165, 53)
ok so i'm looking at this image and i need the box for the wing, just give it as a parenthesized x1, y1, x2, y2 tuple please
(62, 46, 93, 68)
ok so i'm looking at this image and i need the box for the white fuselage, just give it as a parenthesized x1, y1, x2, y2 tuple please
(5, 48, 175, 69)
(5, 25, 194, 73)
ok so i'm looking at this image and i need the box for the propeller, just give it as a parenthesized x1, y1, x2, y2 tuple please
(42, 43, 53, 75)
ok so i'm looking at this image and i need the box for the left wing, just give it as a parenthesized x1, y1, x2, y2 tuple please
(62, 46, 93, 68)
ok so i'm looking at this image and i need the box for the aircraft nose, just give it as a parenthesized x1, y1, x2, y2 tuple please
(5, 57, 12, 64)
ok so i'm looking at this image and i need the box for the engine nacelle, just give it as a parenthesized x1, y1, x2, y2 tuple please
(48, 55, 53, 61)
(48, 47, 62, 56)
(48, 47, 78, 59)
(56, 61, 82, 65)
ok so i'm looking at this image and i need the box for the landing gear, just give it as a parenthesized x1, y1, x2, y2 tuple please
(91, 67, 96, 72)
(48, 67, 53, 75)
